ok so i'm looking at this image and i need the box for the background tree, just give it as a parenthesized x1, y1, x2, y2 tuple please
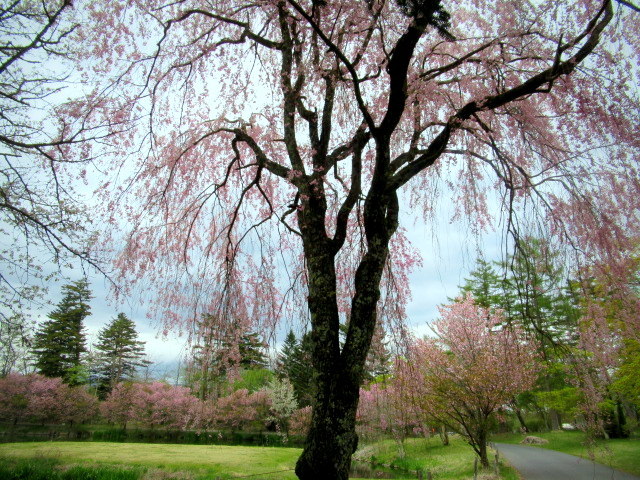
(401, 295, 540, 468)
(0, 372, 97, 426)
(0, 0, 110, 326)
(0, 313, 33, 376)
(234, 332, 269, 370)
(356, 381, 424, 457)
(612, 338, 640, 410)
(266, 377, 299, 434)
(76, 0, 640, 476)
(459, 246, 582, 431)
(277, 330, 316, 408)
(93, 312, 149, 398)
(185, 313, 269, 399)
(31, 280, 91, 384)
(100, 381, 137, 429)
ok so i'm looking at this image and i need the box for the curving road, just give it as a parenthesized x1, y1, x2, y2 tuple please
(494, 443, 640, 480)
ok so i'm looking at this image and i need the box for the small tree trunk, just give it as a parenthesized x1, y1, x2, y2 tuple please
(439, 424, 449, 446)
(621, 400, 637, 424)
(478, 428, 489, 468)
(513, 404, 529, 433)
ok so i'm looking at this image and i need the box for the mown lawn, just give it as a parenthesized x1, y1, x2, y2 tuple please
(354, 435, 520, 480)
(0, 437, 522, 479)
(492, 430, 640, 476)
(0, 442, 301, 479)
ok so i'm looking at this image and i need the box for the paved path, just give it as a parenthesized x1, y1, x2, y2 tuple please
(494, 443, 640, 480)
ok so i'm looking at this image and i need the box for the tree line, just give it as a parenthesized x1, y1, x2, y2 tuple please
(3, 280, 149, 398)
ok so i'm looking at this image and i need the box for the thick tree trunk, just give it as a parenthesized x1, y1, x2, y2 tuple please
(295, 182, 395, 479)
(295, 372, 361, 479)
(294, 249, 388, 479)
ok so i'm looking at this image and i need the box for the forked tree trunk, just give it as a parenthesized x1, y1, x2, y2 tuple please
(294, 188, 395, 479)
(294, 254, 389, 478)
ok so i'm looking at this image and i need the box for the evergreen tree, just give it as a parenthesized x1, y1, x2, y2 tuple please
(458, 258, 507, 312)
(276, 330, 299, 378)
(364, 325, 392, 381)
(93, 312, 149, 397)
(277, 330, 315, 407)
(236, 331, 268, 370)
(32, 280, 91, 385)
(503, 238, 579, 349)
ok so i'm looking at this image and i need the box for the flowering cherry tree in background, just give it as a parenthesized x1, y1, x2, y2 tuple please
(129, 382, 200, 430)
(100, 381, 138, 429)
(399, 295, 539, 467)
(0, 373, 97, 426)
(59, 0, 640, 477)
(205, 388, 271, 432)
(356, 381, 424, 457)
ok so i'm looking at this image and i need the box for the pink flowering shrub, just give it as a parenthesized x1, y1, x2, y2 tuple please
(289, 406, 312, 436)
(56, 384, 99, 425)
(131, 382, 199, 430)
(0, 373, 33, 424)
(100, 382, 137, 428)
(0, 373, 97, 425)
(206, 388, 270, 431)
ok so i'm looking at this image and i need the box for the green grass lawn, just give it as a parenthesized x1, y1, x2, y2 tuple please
(492, 430, 640, 476)
(0, 442, 301, 479)
(354, 435, 520, 480)
(0, 437, 521, 479)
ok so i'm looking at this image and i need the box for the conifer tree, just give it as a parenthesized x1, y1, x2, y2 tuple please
(32, 280, 91, 385)
(236, 331, 269, 370)
(93, 312, 149, 397)
(277, 330, 316, 407)
(458, 258, 507, 312)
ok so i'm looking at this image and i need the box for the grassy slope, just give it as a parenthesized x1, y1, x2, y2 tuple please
(355, 435, 520, 480)
(0, 442, 301, 479)
(492, 431, 640, 476)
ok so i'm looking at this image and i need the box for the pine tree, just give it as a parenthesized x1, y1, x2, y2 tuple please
(32, 280, 91, 385)
(93, 312, 149, 397)
(364, 324, 392, 381)
(458, 258, 507, 312)
(503, 238, 579, 349)
(236, 331, 268, 370)
(277, 330, 315, 407)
